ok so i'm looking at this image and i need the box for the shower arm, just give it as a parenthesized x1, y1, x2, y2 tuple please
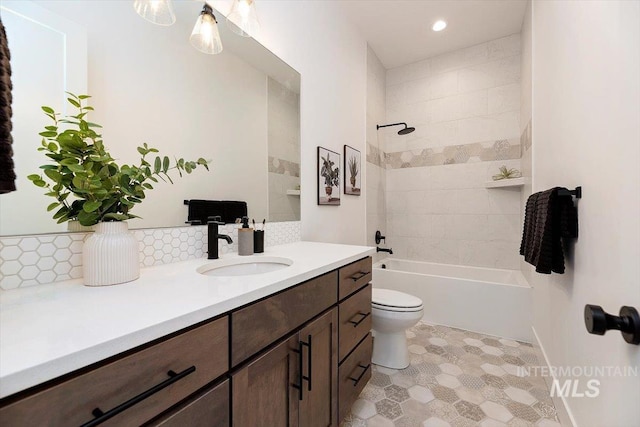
(376, 122, 408, 130)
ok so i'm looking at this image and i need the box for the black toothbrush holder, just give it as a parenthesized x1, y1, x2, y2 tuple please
(254, 230, 264, 253)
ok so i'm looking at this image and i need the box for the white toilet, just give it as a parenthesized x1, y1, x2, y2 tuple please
(371, 288, 424, 369)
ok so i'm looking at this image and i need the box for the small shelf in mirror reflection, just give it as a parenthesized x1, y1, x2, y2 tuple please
(484, 177, 526, 189)
(286, 190, 301, 196)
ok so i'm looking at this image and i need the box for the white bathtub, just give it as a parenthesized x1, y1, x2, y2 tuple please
(373, 259, 532, 342)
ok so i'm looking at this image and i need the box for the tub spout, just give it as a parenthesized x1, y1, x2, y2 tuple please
(377, 247, 393, 255)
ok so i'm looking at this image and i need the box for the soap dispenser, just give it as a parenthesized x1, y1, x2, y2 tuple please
(237, 216, 254, 256)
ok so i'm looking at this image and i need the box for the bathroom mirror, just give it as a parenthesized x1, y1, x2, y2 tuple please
(0, 0, 301, 236)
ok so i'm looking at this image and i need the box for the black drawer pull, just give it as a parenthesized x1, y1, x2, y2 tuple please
(80, 366, 196, 427)
(349, 271, 369, 281)
(349, 363, 371, 386)
(292, 337, 312, 400)
(348, 312, 371, 327)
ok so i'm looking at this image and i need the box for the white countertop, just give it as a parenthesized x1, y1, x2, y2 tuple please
(0, 241, 375, 399)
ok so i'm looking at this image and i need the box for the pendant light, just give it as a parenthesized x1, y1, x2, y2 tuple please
(190, 4, 223, 55)
(133, 0, 176, 26)
(226, 0, 260, 37)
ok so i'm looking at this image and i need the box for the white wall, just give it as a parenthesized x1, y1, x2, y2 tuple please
(383, 35, 523, 269)
(530, 1, 640, 425)
(210, 0, 368, 245)
(366, 46, 387, 260)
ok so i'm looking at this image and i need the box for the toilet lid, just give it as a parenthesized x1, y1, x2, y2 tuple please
(372, 288, 423, 309)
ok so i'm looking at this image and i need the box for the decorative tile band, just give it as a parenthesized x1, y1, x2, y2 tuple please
(0, 221, 301, 290)
(367, 139, 522, 170)
(366, 143, 385, 168)
(268, 156, 300, 177)
(385, 139, 521, 169)
(521, 119, 532, 152)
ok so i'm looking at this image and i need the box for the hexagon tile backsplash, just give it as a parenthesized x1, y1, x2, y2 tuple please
(0, 221, 301, 290)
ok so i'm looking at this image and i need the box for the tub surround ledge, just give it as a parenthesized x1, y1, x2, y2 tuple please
(0, 241, 375, 399)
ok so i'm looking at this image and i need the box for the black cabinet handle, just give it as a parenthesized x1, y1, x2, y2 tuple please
(80, 366, 196, 427)
(305, 335, 312, 392)
(348, 364, 370, 387)
(348, 312, 371, 327)
(292, 340, 304, 401)
(349, 271, 368, 281)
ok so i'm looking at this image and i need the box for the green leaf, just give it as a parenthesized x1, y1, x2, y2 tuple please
(60, 158, 79, 166)
(78, 95, 91, 100)
(39, 131, 57, 138)
(47, 202, 60, 212)
(47, 142, 58, 151)
(44, 169, 62, 182)
(67, 98, 81, 108)
(102, 213, 129, 221)
(162, 156, 170, 173)
(154, 156, 161, 173)
(41, 106, 55, 114)
(83, 201, 102, 212)
(67, 164, 85, 173)
(27, 174, 40, 181)
(34, 180, 47, 188)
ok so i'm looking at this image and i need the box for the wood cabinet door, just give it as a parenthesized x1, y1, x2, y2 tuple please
(298, 309, 338, 427)
(232, 335, 300, 427)
(146, 379, 229, 427)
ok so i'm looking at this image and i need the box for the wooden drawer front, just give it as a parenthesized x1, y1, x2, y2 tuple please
(231, 271, 338, 367)
(338, 334, 372, 423)
(147, 379, 229, 427)
(338, 284, 372, 362)
(338, 257, 372, 300)
(0, 317, 228, 427)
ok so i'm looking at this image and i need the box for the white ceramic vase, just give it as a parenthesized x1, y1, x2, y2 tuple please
(83, 221, 140, 287)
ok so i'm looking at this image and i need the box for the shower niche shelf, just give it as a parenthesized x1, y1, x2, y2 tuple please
(484, 177, 526, 189)
(286, 189, 301, 196)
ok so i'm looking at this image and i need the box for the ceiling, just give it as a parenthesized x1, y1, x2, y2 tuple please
(339, 0, 527, 69)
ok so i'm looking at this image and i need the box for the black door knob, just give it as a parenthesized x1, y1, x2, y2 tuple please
(584, 305, 640, 345)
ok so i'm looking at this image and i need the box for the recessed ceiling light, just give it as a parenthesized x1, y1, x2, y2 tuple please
(432, 20, 447, 32)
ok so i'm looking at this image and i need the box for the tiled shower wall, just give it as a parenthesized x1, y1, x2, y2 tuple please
(0, 221, 301, 290)
(519, 2, 534, 283)
(366, 46, 387, 262)
(367, 34, 523, 270)
(268, 77, 301, 222)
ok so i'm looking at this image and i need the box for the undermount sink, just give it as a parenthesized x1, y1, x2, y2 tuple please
(197, 257, 293, 277)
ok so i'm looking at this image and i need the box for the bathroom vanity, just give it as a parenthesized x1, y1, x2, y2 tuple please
(0, 242, 374, 426)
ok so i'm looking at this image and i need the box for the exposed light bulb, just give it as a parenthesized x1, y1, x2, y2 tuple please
(432, 20, 447, 32)
(226, 0, 260, 37)
(133, 0, 176, 26)
(190, 4, 223, 55)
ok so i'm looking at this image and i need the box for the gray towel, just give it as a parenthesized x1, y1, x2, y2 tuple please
(0, 17, 16, 194)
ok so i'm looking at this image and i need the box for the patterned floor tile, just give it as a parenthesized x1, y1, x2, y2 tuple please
(342, 321, 561, 427)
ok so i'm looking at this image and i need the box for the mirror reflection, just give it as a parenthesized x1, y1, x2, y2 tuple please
(0, 0, 300, 236)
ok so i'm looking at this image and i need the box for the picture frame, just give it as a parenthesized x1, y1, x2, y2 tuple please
(344, 145, 361, 196)
(317, 146, 341, 205)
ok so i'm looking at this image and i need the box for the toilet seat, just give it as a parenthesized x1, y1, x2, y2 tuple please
(372, 288, 423, 312)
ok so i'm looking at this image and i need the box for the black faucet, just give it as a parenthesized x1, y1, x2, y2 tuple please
(207, 216, 233, 260)
(377, 247, 393, 255)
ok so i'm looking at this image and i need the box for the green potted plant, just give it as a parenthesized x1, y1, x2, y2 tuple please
(320, 153, 339, 199)
(491, 165, 522, 181)
(348, 155, 358, 190)
(28, 93, 209, 286)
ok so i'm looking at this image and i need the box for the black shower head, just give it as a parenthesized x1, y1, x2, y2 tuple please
(376, 122, 415, 136)
(398, 126, 415, 135)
